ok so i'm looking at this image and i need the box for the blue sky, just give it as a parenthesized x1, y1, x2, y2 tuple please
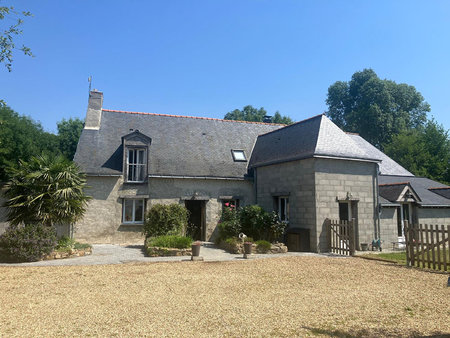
(1, 0, 450, 133)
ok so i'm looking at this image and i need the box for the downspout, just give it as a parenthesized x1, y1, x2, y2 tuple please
(375, 164, 381, 240)
(254, 168, 258, 205)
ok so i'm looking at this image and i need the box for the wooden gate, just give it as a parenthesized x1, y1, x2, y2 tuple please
(404, 222, 450, 271)
(327, 218, 355, 256)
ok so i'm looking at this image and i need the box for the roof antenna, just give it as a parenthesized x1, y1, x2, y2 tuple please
(88, 75, 92, 93)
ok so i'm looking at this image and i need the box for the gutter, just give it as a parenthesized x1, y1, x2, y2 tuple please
(148, 174, 246, 181)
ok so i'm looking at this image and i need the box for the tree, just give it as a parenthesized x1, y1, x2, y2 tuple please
(4, 155, 91, 226)
(0, 105, 60, 181)
(224, 105, 293, 124)
(57, 118, 84, 160)
(326, 69, 430, 149)
(384, 119, 450, 184)
(0, 4, 33, 71)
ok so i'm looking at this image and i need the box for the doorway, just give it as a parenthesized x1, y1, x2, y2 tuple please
(185, 200, 206, 241)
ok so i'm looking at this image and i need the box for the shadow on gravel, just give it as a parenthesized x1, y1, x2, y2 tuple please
(125, 244, 146, 255)
(303, 326, 448, 338)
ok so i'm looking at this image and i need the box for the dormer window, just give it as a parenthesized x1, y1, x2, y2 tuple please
(127, 148, 146, 182)
(232, 150, 247, 162)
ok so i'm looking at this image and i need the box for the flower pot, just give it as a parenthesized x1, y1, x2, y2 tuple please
(360, 243, 368, 251)
(191, 243, 201, 257)
(244, 242, 252, 255)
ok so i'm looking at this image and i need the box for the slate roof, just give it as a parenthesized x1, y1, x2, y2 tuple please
(74, 109, 282, 178)
(346, 134, 414, 176)
(428, 187, 450, 199)
(379, 183, 410, 202)
(379, 175, 450, 206)
(248, 114, 381, 168)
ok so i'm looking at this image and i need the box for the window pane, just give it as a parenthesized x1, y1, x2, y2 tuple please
(138, 150, 145, 164)
(339, 203, 349, 221)
(124, 200, 134, 222)
(232, 150, 246, 161)
(280, 198, 286, 221)
(129, 149, 135, 164)
(135, 200, 144, 222)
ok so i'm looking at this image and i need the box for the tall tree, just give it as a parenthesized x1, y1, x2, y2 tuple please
(0, 105, 60, 181)
(326, 69, 430, 149)
(384, 119, 450, 184)
(57, 118, 84, 160)
(224, 105, 293, 124)
(0, 4, 33, 71)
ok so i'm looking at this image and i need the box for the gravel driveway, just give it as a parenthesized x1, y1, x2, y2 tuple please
(0, 242, 323, 267)
(0, 255, 448, 337)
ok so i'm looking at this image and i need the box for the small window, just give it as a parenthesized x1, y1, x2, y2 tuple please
(123, 199, 145, 224)
(127, 148, 146, 182)
(339, 202, 350, 221)
(222, 199, 240, 209)
(231, 150, 246, 162)
(275, 196, 289, 222)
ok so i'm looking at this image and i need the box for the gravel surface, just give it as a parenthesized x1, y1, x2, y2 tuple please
(0, 256, 449, 337)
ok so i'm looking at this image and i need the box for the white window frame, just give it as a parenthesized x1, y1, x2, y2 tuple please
(231, 150, 247, 162)
(127, 148, 146, 183)
(276, 196, 289, 223)
(122, 199, 145, 224)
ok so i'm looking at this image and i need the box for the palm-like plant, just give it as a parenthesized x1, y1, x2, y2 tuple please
(4, 155, 91, 227)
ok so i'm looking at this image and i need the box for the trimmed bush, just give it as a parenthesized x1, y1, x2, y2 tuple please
(0, 224, 57, 262)
(143, 203, 189, 238)
(239, 205, 286, 242)
(146, 235, 192, 249)
(255, 240, 271, 253)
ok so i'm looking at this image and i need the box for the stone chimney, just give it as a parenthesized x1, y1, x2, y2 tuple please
(84, 90, 103, 130)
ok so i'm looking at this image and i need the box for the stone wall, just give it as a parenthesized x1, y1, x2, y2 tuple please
(74, 175, 254, 244)
(379, 207, 399, 246)
(256, 158, 317, 250)
(417, 207, 450, 225)
(314, 158, 378, 252)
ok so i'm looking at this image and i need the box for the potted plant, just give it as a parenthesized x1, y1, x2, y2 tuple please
(191, 241, 201, 257)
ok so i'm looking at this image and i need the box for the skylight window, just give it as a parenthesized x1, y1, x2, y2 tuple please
(232, 150, 247, 162)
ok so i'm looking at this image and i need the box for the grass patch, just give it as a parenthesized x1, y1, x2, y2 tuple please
(363, 250, 450, 271)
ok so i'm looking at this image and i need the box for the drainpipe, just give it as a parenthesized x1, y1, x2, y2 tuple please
(254, 168, 258, 205)
(375, 164, 381, 240)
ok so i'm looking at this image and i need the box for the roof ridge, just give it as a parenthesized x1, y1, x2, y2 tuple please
(379, 182, 410, 186)
(429, 187, 450, 190)
(102, 109, 286, 126)
(255, 113, 324, 138)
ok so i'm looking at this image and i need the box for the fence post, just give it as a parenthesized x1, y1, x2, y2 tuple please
(350, 218, 355, 256)
(326, 218, 331, 253)
(404, 220, 411, 267)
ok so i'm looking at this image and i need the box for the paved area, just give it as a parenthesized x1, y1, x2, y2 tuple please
(0, 242, 325, 267)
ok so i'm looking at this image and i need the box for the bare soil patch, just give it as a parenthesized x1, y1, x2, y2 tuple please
(0, 256, 449, 337)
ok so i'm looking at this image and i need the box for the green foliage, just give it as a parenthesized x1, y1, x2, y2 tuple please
(384, 119, 450, 184)
(239, 205, 286, 242)
(224, 105, 293, 124)
(56, 235, 75, 250)
(326, 69, 430, 149)
(3, 155, 91, 226)
(255, 240, 271, 253)
(0, 5, 33, 72)
(57, 118, 84, 160)
(0, 105, 62, 181)
(143, 203, 189, 238)
(217, 206, 241, 240)
(0, 224, 57, 262)
(145, 235, 192, 249)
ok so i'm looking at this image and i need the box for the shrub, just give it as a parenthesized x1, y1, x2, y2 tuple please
(143, 203, 189, 238)
(146, 235, 192, 249)
(255, 240, 271, 253)
(239, 205, 287, 242)
(217, 205, 240, 242)
(0, 224, 57, 262)
(56, 235, 75, 250)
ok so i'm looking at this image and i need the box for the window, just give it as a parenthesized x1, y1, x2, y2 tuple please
(231, 150, 246, 162)
(123, 199, 144, 224)
(127, 148, 146, 182)
(222, 199, 240, 209)
(275, 196, 289, 222)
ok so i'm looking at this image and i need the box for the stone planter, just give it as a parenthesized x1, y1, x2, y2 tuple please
(191, 242, 201, 257)
(360, 243, 369, 251)
(244, 242, 253, 255)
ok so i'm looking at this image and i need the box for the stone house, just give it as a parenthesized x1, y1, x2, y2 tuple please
(2, 90, 449, 252)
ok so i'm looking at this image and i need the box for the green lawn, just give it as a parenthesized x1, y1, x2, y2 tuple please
(363, 250, 450, 272)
